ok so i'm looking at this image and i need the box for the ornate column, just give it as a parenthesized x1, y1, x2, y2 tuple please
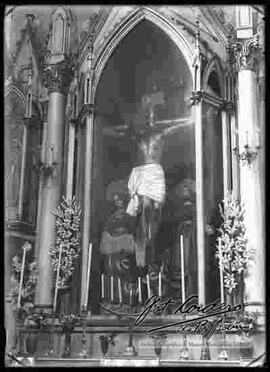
(79, 43, 96, 312)
(225, 41, 240, 201)
(234, 38, 265, 319)
(79, 103, 95, 311)
(191, 22, 205, 307)
(35, 61, 72, 308)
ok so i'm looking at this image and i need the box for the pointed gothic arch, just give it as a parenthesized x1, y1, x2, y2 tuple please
(202, 54, 225, 98)
(91, 7, 195, 101)
(5, 83, 26, 106)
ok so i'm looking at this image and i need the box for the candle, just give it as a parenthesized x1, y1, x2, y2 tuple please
(85, 243, 92, 309)
(180, 235, 186, 303)
(101, 273, 105, 299)
(118, 277, 122, 304)
(146, 274, 151, 299)
(110, 276, 114, 303)
(218, 238, 225, 304)
(18, 242, 31, 308)
(158, 272, 162, 297)
(138, 277, 142, 303)
(53, 243, 63, 313)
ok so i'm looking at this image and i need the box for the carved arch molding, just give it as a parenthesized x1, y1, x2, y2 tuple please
(85, 7, 197, 100)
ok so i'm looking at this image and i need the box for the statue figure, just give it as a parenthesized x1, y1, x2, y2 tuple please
(126, 131, 166, 267)
(174, 179, 197, 296)
(100, 180, 136, 256)
(100, 180, 138, 305)
(126, 80, 190, 268)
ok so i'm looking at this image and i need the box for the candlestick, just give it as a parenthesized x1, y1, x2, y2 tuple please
(110, 276, 114, 303)
(53, 243, 63, 313)
(118, 277, 122, 304)
(138, 277, 142, 303)
(18, 242, 31, 308)
(85, 243, 92, 309)
(158, 272, 162, 297)
(101, 273, 105, 299)
(146, 274, 151, 299)
(180, 235, 186, 303)
(218, 238, 225, 304)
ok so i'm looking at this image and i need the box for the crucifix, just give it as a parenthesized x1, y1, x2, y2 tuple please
(142, 82, 165, 127)
(126, 81, 192, 268)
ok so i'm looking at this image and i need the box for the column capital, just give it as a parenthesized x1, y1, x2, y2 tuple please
(232, 35, 261, 72)
(42, 60, 73, 94)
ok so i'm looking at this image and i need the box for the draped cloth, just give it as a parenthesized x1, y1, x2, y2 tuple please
(126, 164, 166, 216)
(126, 163, 166, 267)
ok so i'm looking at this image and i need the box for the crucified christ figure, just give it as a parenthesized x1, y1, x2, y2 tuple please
(126, 83, 191, 268)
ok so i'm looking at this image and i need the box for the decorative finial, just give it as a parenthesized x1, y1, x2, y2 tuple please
(27, 57, 33, 87)
(86, 42, 94, 73)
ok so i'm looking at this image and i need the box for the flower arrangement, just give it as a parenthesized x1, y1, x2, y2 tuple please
(9, 246, 38, 321)
(49, 196, 81, 287)
(216, 193, 253, 294)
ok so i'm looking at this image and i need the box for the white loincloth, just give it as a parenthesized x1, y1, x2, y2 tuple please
(126, 163, 166, 216)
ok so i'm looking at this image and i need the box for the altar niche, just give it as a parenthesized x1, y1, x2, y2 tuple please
(90, 19, 223, 314)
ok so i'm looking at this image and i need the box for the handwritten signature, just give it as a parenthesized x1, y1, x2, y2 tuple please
(134, 295, 249, 338)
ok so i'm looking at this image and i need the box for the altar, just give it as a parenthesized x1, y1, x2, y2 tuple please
(4, 5, 266, 367)
(76, 18, 224, 315)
